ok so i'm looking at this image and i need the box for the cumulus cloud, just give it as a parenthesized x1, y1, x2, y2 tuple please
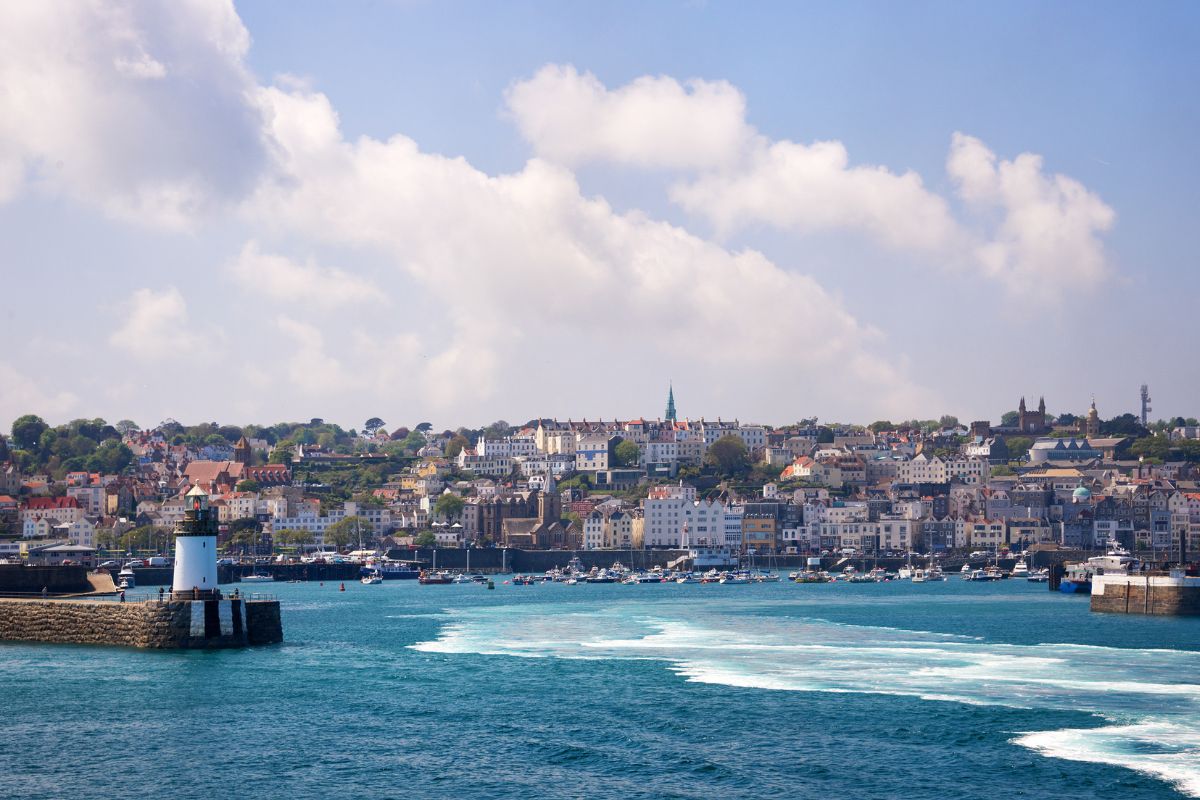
(0, 0, 266, 227)
(109, 287, 206, 361)
(505, 64, 753, 170)
(247, 84, 935, 418)
(672, 140, 963, 252)
(0, 361, 77, 424)
(947, 133, 1116, 291)
(227, 241, 387, 308)
(275, 315, 354, 395)
(506, 67, 1116, 296)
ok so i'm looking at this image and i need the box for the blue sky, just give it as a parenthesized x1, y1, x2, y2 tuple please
(1, 1, 1197, 430)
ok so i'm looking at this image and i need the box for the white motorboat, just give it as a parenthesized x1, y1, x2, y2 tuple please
(117, 565, 136, 589)
(361, 572, 382, 585)
(241, 572, 274, 583)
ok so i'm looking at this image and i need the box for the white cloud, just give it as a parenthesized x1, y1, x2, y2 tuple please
(246, 84, 935, 420)
(506, 67, 1116, 296)
(672, 139, 963, 252)
(227, 241, 386, 308)
(505, 64, 753, 170)
(0, 0, 265, 227)
(0, 361, 77, 425)
(275, 315, 353, 395)
(947, 133, 1116, 292)
(109, 287, 205, 361)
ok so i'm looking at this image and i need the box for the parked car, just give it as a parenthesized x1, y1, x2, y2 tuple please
(98, 560, 120, 569)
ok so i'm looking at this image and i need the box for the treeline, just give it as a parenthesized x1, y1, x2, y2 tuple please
(4, 415, 133, 478)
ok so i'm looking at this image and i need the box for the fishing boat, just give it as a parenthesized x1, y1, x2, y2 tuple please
(418, 570, 454, 585)
(911, 568, 927, 583)
(1026, 568, 1050, 583)
(926, 565, 947, 581)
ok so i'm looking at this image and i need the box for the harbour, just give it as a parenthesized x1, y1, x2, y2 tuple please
(2, 577, 1196, 800)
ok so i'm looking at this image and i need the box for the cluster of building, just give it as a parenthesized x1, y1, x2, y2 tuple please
(3, 391, 1200, 563)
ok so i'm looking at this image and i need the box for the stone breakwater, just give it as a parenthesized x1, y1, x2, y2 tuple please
(0, 598, 283, 648)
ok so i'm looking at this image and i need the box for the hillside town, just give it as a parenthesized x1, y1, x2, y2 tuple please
(3, 386, 1200, 566)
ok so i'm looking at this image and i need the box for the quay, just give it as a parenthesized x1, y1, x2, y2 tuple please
(1091, 570, 1200, 616)
(0, 593, 282, 648)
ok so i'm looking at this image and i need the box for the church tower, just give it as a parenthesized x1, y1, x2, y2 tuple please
(1086, 398, 1100, 437)
(234, 435, 251, 466)
(665, 383, 677, 423)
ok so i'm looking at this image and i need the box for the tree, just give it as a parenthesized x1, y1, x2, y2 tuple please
(434, 493, 465, 520)
(414, 530, 437, 548)
(325, 516, 373, 549)
(115, 419, 140, 436)
(92, 440, 133, 473)
(1000, 410, 1020, 427)
(1006, 437, 1033, 461)
(938, 415, 960, 429)
(816, 427, 835, 444)
(990, 465, 1015, 477)
(1100, 413, 1149, 438)
(1057, 412, 1078, 426)
(236, 479, 261, 493)
(445, 434, 469, 459)
(415, 422, 433, 433)
(274, 529, 315, 549)
(483, 420, 511, 439)
(269, 444, 295, 464)
(868, 420, 894, 433)
(11, 414, 48, 451)
(363, 417, 386, 435)
(705, 435, 750, 476)
(390, 426, 411, 441)
(612, 439, 641, 468)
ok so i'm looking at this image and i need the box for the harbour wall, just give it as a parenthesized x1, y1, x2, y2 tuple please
(0, 597, 283, 648)
(0, 564, 93, 595)
(1090, 576, 1200, 616)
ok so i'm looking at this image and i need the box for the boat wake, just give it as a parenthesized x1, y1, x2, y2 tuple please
(412, 602, 1200, 797)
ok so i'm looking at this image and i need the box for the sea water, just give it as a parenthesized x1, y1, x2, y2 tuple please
(1, 578, 1197, 799)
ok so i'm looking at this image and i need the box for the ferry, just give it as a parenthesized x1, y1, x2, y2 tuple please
(1061, 540, 1137, 594)
(117, 565, 136, 589)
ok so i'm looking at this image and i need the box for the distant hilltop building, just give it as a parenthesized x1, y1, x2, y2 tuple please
(1018, 396, 1049, 435)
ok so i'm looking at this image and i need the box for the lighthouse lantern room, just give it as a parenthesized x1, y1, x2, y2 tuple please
(172, 484, 219, 598)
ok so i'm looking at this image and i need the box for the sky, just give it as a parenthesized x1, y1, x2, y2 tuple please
(1, 1, 1197, 432)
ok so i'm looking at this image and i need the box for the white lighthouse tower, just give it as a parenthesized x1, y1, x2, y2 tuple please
(172, 484, 219, 598)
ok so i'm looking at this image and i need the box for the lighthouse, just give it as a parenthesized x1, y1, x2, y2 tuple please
(172, 484, 219, 598)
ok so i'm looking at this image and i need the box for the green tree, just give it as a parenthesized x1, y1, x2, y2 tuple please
(92, 439, 133, 474)
(990, 465, 1015, 477)
(414, 530, 437, 548)
(325, 516, 373, 549)
(11, 414, 48, 451)
(445, 434, 469, 459)
(705, 435, 750, 476)
(1100, 413, 1149, 437)
(868, 420, 894, 433)
(236, 479, 261, 492)
(115, 419, 140, 436)
(274, 529, 315, 549)
(364, 417, 386, 435)
(433, 493, 465, 520)
(938, 415, 960, 429)
(612, 439, 641, 468)
(415, 422, 433, 433)
(1000, 410, 1020, 427)
(1006, 437, 1033, 461)
(269, 444, 295, 464)
(816, 427, 835, 444)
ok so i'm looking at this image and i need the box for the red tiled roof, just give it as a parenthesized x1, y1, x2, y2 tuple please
(26, 496, 81, 510)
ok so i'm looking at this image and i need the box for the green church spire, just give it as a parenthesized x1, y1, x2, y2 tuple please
(665, 382, 677, 422)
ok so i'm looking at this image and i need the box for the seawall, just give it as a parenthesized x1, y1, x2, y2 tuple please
(1091, 573, 1200, 616)
(0, 564, 92, 595)
(0, 597, 283, 648)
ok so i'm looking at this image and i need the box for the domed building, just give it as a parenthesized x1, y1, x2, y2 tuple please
(1072, 483, 1092, 504)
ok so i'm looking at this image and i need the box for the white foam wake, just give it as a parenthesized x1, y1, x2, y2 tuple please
(411, 602, 1200, 796)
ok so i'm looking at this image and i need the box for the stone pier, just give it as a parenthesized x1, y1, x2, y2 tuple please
(0, 597, 283, 648)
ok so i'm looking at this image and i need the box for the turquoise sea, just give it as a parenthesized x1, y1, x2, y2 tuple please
(3, 577, 1198, 799)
